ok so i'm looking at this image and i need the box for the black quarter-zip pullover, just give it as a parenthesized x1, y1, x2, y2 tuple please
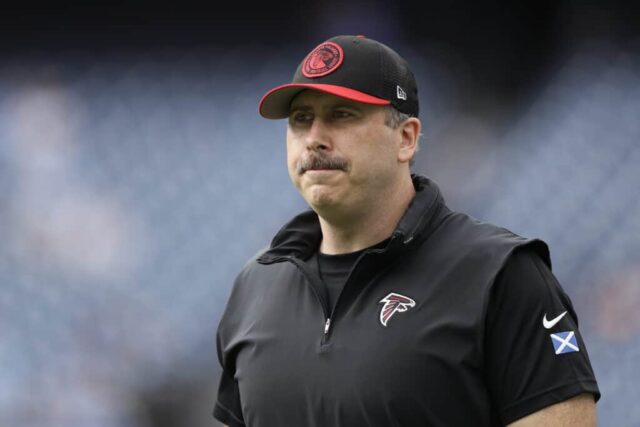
(214, 175, 599, 427)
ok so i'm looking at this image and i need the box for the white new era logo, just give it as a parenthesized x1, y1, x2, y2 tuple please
(396, 85, 407, 100)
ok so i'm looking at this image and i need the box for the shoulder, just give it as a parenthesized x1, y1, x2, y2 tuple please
(429, 208, 551, 270)
(225, 242, 304, 309)
(240, 244, 270, 274)
(217, 247, 274, 338)
(492, 244, 571, 310)
(229, 245, 274, 296)
(439, 209, 533, 246)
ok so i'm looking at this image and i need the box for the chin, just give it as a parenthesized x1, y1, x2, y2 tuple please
(304, 187, 341, 210)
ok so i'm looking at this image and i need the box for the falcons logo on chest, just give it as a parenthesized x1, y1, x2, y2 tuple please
(378, 292, 416, 327)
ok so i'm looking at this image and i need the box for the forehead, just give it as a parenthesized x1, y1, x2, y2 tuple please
(289, 90, 377, 112)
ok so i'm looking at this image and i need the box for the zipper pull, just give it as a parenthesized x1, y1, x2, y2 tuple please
(324, 318, 331, 335)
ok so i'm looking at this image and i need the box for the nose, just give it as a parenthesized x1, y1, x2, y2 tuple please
(304, 117, 331, 151)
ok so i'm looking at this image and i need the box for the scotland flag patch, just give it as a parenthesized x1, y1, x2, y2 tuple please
(550, 331, 580, 355)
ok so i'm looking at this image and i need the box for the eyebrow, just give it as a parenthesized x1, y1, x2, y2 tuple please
(289, 105, 313, 113)
(289, 103, 363, 113)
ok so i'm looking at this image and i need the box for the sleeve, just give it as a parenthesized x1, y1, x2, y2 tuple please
(484, 246, 600, 424)
(213, 369, 245, 426)
(213, 327, 246, 426)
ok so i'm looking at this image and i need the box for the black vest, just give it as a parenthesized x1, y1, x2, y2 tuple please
(214, 175, 595, 427)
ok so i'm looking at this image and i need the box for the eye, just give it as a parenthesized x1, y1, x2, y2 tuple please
(332, 110, 353, 119)
(289, 111, 313, 124)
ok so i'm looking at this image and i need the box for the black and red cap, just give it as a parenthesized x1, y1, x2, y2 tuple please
(259, 35, 419, 119)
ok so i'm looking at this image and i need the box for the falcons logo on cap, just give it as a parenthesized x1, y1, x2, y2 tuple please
(379, 292, 416, 327)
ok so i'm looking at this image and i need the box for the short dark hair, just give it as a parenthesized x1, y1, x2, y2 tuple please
(384, 106, 421, 167)
(384, 106, 412, 129)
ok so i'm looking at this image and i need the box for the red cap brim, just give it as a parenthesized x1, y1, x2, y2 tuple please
(258, 83, 391, 119)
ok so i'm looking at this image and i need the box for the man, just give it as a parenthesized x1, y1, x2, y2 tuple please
(213, 35, 600, 426)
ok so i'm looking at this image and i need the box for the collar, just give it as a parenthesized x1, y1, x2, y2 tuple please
(257, 174, 445, 264)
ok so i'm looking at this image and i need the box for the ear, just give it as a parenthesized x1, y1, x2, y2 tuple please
(397, 117, 421, 164)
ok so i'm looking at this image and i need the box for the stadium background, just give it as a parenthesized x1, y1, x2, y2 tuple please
(1, 1, 638, 425)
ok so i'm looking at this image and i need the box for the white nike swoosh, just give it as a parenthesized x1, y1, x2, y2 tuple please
(543, 311, 568, 329)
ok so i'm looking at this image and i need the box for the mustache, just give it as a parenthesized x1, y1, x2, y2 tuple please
(296, 153, 350, 175)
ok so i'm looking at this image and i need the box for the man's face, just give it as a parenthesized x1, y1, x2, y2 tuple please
(286, 90, 403, 216)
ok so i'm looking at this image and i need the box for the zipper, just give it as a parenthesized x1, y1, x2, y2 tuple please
(270, 236, 400, 345)
(283, 256, 333, 342)
(324, 318, 331, 335)
(321, 317, 331, 345)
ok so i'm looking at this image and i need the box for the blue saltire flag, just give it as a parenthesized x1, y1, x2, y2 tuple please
(550, 331, 579, 355)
